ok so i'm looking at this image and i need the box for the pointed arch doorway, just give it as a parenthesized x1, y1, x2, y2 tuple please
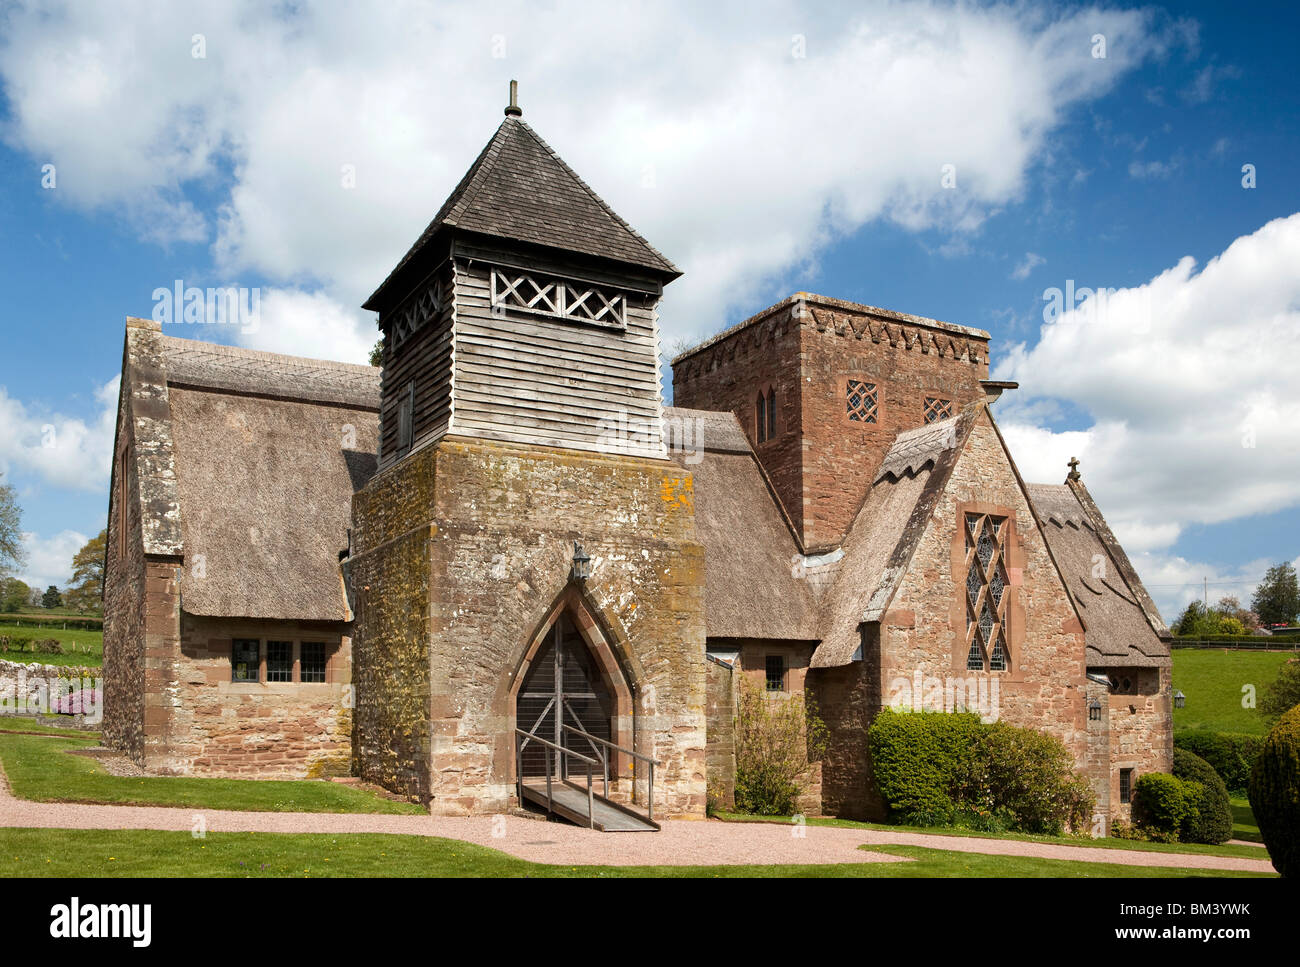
(516, 611, 616, 778)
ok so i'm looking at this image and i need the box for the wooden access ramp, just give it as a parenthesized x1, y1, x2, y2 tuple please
(515, 726, 661, 832)
(519, 779, 660, 832)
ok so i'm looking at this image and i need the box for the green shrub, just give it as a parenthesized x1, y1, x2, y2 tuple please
(1174, 730, 1262, 792)
(959, 721, 1095, 835)
(868, 710, 1093, 834)
(1261, 659, 1300, 722)
(1172, 748, 1233, 844)
(1248, 703, 1300, 877)
(867, 709, 984, 824)
(0, 635, 36, 653)
(733, 676, 828, 816)
(1132, 772, 1199, 841)
(35, 638, 63, 655)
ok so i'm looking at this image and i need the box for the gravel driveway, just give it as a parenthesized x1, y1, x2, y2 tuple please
(0, 762, 1274, 873)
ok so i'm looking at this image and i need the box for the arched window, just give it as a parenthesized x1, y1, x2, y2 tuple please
(755, 391, 767, 443)
(766, 389, 777, 440)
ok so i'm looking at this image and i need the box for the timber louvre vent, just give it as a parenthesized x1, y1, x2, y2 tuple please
(491, 266, 627, 330)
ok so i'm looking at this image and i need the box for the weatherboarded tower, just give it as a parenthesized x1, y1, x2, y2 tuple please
(347, 86, 708, 819)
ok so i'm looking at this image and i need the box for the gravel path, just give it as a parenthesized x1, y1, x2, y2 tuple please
(0, 762, 1273, 872)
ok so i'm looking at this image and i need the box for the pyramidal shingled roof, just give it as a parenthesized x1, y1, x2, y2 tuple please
(365, 116, 679, 309)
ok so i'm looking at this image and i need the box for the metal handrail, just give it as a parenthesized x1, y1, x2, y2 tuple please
(514, 728, 598, 829)
(561, 724, 661, 823)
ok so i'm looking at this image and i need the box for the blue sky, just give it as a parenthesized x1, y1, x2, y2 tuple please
(0, 0, 1297, 621)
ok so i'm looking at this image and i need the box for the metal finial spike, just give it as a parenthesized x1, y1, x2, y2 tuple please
(504, 80, 522, 117)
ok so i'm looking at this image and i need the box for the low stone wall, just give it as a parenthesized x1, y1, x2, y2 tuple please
(0, 659, 103, 723)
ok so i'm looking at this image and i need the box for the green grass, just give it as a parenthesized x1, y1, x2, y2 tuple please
(1171, 648, 1292, 734)
(0, 619, 103, 667)
(0, 828, 1272, 878)
(0, 733, 424, 815)
(1230, 796, 1261, 843)
(0, 715, 101, 739)
(713, 811, 1270, 860)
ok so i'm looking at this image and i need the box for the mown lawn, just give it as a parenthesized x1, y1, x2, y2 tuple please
(713, 812, 1269, 860)
(1230, 796, 1261, 843)
(1170, 648, 1292, 734)
(0, 733, 423, 815)
(0, 828, 1273, 878)
(0, 716, 101, 739)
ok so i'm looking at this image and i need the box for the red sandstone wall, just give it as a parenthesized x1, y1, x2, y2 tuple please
(880, 414, 1090, 769)
(672, 297, 989, 552)
(151, 615, 354, 778)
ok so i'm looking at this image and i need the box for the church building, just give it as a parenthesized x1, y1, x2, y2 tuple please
(102, 88, 1172, 831)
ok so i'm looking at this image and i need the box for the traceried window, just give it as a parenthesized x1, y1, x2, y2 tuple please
(924, 397, 953, 424)
(266, 641, 293, 683)
(963, 512, 1010, 672)
(232, 639, 260, 683)
(301, 643, 327, 683)
(847, 380, 878, 423)
(491, 267, 627, 330)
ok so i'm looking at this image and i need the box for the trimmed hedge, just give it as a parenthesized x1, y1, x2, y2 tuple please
(1249, 704, 1300, 878)
(1171, 748, 1233, 844)
(1132, 773, 1199, 841)
(1174, 730, 1262, 792)
(867, 710, 1094, 834)
(867, 709, 983, 824)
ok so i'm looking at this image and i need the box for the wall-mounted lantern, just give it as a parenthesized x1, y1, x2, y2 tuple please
(1174, 690, 1185, 709)
(570, 542, 592, 582)
(1088, 698, 1102, 722)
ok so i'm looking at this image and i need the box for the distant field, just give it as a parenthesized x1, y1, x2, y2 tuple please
(1170, 648, 1292, 735)
(0, 619, 103, 668)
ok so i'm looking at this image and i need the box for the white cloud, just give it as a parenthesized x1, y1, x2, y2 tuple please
(15, 529, 88, 592)
(1128, 157, 1179, 180)
(1010, 252, 1046, 280)
(0, 378, 118, 493)
(233, 288, 377, 365)
(0, 0, 1174, 354)
(997, 213, 1300, 567)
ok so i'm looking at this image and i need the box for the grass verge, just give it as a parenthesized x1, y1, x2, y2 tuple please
(713, 811, 1269, 860)
(0, 829, 1273, 878)
(0, 733, 423, 815)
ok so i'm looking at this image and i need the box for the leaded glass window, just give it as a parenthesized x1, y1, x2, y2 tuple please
(266, 641, 293, 682)
(924, 397, 953, 424)
(847, 380, 877, 423)
(232, 639, 259, 683)
(301, 642, 327, 683)
(963, 512, 1010, 672)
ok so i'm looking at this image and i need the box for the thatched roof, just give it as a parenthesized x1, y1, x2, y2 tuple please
(811, 408, 974, 667)
(664, 406, 819, 641)
(119, 319, 380, 622)
(1027, 482, 1170, 668)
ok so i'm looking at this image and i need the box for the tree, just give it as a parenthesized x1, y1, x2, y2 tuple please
(1252, 562, 1300, 627)
(0, 577, 29, 614)
(1261, 659, 1300, 722)
(41, 585, 63, 609)
(368, 338, 384, 367)
(64, 529, 107, 614)
(0, 471, 23, 582)
(1249, 704, 1300, 877)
